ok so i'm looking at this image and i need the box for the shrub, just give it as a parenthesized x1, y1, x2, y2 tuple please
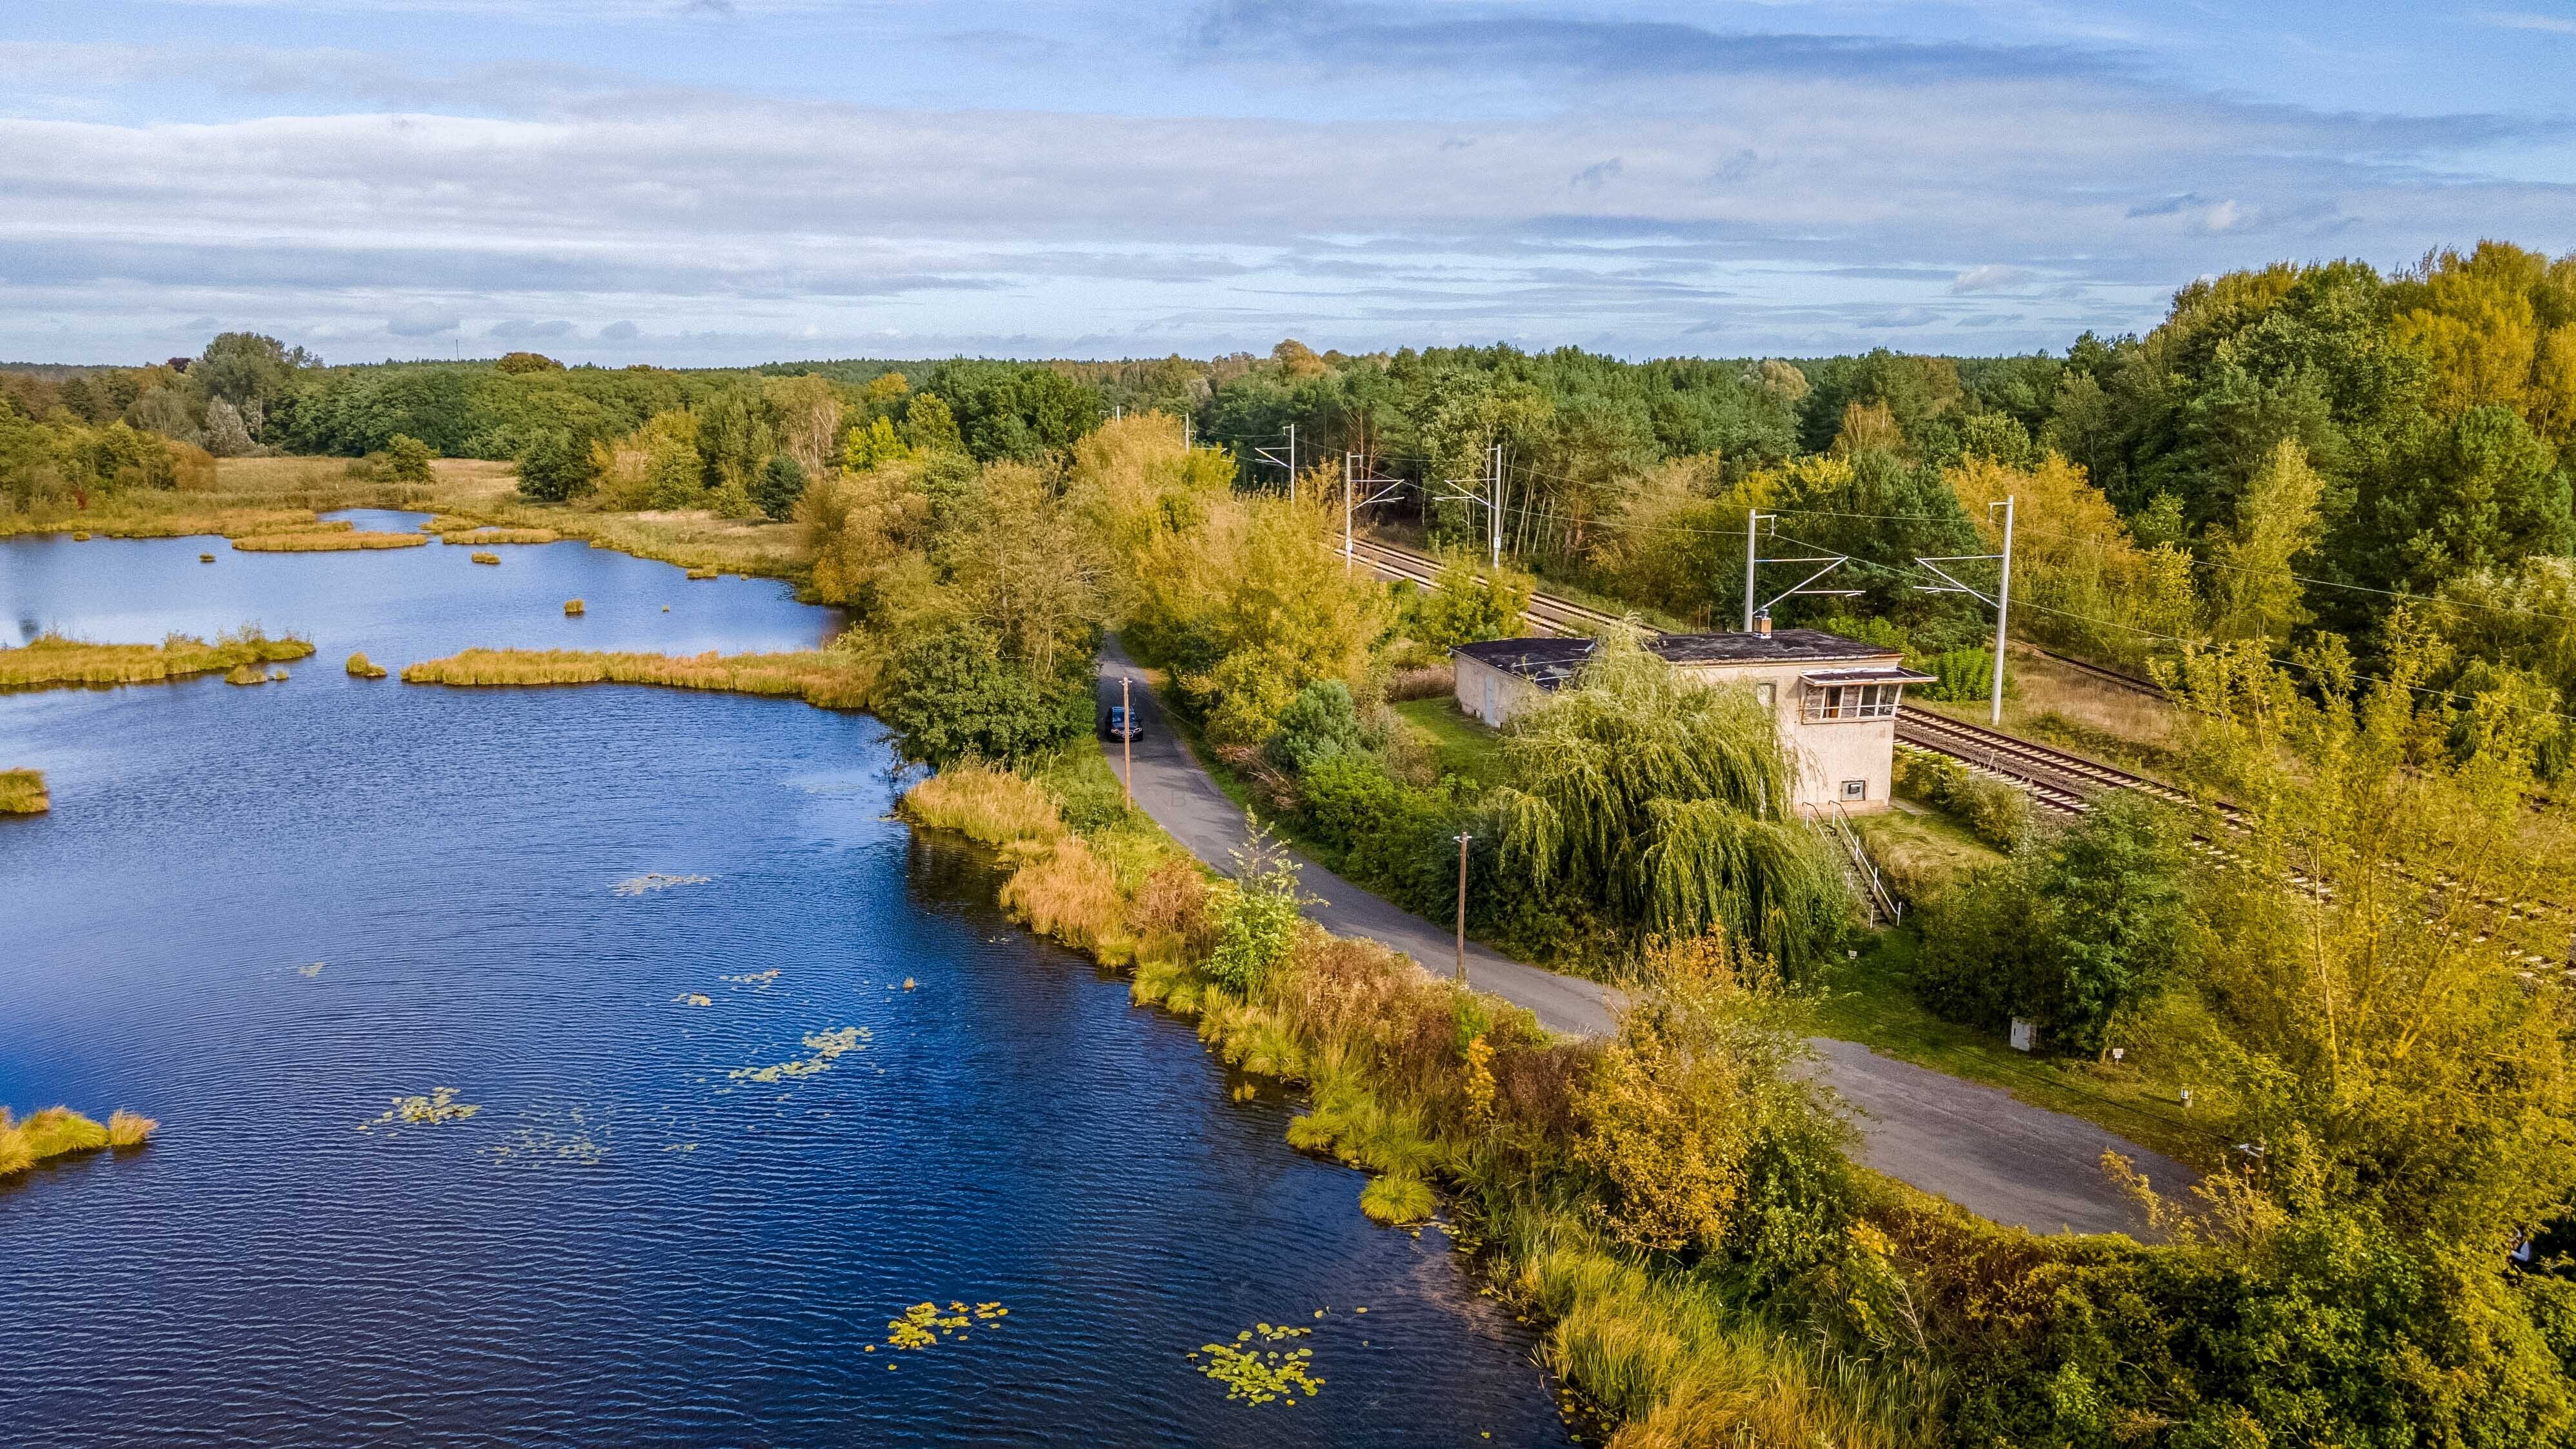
(875, 622, 1088, 766)
(1263, 678, 1366, 773)
(1892, 746, 2029, 851)
(1296, 752, 1404, 852)
(0, 767, 47, 814)
(384, 433, 435, 485)
(1917, 646, 1994, 703)
(1204, 829, 1308, 992)
(1914, 792, 2193, 1054)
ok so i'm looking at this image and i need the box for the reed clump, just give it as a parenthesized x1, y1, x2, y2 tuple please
(439, 527, 559, 545)
(225, 663, 267, 685)
(400, 647, 875, 709)
(564, 599, 584, 616)
(199, 552, 215, 563)
(0, 628, 315, 689)
(469, 550, 501, 565)
(346, 652, 388, 679)
(72, 530, 90, 541)
(232, 528, 426, 553)
(899, 760, 1065, 845)
(0, 1104, 156, 1181)
(686, 564, 719, 580)
(0, 768, 46, 814)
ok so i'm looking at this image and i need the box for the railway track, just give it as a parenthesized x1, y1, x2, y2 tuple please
(1349, 533, 2570, 957)
(1348, 534, 2172, 814)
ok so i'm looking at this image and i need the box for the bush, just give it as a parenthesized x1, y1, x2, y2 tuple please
(1914, 793, 2192, 1054)
(752, 454, 807, 521)
(1893, 746, 2029, 851)
(384, 433, 435, 485)
(1204, 830, 1308, 992)
(515, 430, 596, 502)
(1917, 646, 1994, 703)
(1264, 678, 1366, 773)
(1298, 752, 1405, 852)
(875, 621, 1087, 766)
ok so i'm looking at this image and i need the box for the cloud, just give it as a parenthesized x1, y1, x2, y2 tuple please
(1, 10, 2569, 363)
(488, 319, 575, 339)
(1570, 157, 1622, 190)
(2477, 11, 2576, 35)
(387, 304, 462, 337)
(1952, 265, 2035, 294)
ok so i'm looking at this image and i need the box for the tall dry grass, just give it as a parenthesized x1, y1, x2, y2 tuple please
(0, 767, 47, 814)
(400, 647, 874, 710)
(0, 628, 315, 688)
(899, 760, 1064, 845)
(232, 531, 428, 552)
(0, 1104, 156, 1181)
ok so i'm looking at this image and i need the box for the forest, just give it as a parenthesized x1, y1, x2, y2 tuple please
(10, 239, 2576, 1446)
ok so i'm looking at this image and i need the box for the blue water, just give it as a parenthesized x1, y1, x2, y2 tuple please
(0, 517, 1575, 1447)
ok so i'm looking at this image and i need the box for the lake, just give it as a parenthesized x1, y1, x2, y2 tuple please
(0, 515, 1577, 1447)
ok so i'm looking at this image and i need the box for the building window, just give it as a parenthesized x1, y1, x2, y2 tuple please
(1841, 779, 1866, 801)
(1802, 683, 1902, 721)
(1754, 681, 1776, 709)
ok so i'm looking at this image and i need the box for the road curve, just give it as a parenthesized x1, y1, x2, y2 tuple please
(1093, 643, 2197, 1236)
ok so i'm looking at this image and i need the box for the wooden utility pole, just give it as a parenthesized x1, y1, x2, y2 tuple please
(1120, 675, 1133, 806)
(1453, 832, 1472, 983)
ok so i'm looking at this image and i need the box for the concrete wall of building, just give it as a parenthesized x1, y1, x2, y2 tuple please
(1453, 650, 1901, 815)
(1453, 652, 1548, 728)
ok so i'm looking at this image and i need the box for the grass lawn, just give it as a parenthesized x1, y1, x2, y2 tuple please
(1853, 805, 2004, 901)
(1808, 926, 2227, 1172)
(1393, 697, 1508, 785)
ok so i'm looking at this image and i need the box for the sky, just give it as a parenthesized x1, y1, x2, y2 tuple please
(3, 0, 2572, 367)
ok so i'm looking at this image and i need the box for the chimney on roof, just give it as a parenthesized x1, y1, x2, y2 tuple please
(1754, 607, 1772, 638)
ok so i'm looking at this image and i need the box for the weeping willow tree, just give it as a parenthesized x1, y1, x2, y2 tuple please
(1488, 632, 1852, 971)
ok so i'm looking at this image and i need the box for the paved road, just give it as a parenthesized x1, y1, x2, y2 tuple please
(1094, 645, 2197, 1236)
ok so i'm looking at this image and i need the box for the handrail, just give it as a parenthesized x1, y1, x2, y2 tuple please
(1806, 797, 1902, 926)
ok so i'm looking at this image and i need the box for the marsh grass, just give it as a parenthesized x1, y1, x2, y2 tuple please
(564, 599, 584, 615)
(686, 565, 719, 580)
(345, 652, 388, 679)
(1, 628, 314, 689)
(0, 768, 47, 814)
(0, 1104, 156, 1181)
(469, 551, 501, 565)
(232, 530, 428, 552)
(225, 663, 268, 685)
(439, 528, 559, 545)
(400, 648, 874, 709)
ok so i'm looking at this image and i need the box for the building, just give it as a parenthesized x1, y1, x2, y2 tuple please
(1450, 624, 1933, 814)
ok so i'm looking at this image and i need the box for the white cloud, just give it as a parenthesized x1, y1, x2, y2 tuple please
(387, 304, 462, 337)
(1951, 264, 2035, 293)
(2478, 11, 2576, 35)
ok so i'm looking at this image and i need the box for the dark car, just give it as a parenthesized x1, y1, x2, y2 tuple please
(1099, 704, 1142, 742)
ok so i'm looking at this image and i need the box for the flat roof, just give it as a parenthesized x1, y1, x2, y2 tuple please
(1453, 628, 1903, 689)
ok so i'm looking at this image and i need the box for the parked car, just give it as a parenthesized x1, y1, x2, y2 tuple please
(1099, 704, 1141, 742)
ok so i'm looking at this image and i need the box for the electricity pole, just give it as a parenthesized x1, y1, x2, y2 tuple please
(1742, 509, 1859, 632)
(1252, 425, 1298, 501)
(1912, 494, 2017, 726)
(1453, 832, 1472, 983)
(1988, 495, 2015, 726)
(1487, 445, 1502, 572)
(1344, 452, 1404, 576)
(1120, 675, 1133, 806)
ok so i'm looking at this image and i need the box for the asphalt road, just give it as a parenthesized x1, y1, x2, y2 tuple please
(1094, 645, 2197, 1237)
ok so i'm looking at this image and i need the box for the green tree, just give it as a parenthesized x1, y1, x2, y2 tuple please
(752, 454, 806, 521)
(1406, 552, 1533, 650)
(1264, 678, 1365, 773)
(874, 621, 1086, 766)
(494, 351, 564, 374)
(2207, 438, 2325, 643)
(1488, 632, 1849, 969)
(1916, 793, 2194, 1054)
(515, 430, 596, 503)
(384, 433, 435, 485)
